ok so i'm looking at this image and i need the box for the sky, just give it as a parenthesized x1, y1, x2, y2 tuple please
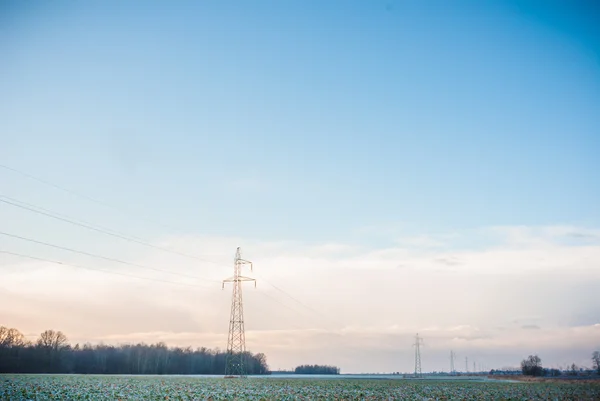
(0, 0, 599, 373)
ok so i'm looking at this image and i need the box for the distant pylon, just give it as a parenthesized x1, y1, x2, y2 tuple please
(450, 351, 456, 375)
(222, 247, 256, 378)
(413, 333, 423, 378)
(465, 356, 468, 373)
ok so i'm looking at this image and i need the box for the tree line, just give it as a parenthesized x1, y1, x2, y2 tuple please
(294, 364, 340, 375)
(520, 353, 600, 377)
(0, 326, 269, 375)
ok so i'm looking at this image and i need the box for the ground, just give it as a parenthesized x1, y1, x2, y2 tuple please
(2, 375, 600, 400)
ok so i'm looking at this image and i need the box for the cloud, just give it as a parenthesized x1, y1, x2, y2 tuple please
(2, 225, 600, 372)
(395, 235, 450, 249)
(566, 231, 598, 239)
(434, 256, 462, 266)
(489, 225, 600, 247)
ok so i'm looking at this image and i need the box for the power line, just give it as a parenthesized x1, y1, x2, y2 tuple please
(0, 199, 317, 330)
(0, 163, 193, 236)
(1, 194, 343, 331)
(223, 253, 322, 342)
(251, 291, 309, 332)
(3, 250, 310, 331)
(255, 273, 340, 326)
(251, 284, 350, 339)
(0, 165, 348, 335)
(0, 195, 223, 265)
(249, 272, 353, 339)
(0, 230, 220, 283)
(1, 251, 212, 289)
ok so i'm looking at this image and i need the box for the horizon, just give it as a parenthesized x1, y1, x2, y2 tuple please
(0, 322, 546, 374)
(1, 0, 599, 374)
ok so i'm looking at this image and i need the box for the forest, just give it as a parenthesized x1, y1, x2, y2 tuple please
(294, 364, 340, 375)
(0, 326, 269, 375)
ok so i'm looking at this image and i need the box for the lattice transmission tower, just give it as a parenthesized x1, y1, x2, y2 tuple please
(450, 350, 456, 375)
(413, 333, 423, 378)
(222, 247, 256, 378)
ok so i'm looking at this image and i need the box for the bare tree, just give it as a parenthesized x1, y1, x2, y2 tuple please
(36, 330, 69, 372)
(37, 330, 68, 351)
(0, 327, 26, 348)
(0, 326, 26, 371)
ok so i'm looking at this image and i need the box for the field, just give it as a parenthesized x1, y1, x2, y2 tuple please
(2, 375, 600, 400)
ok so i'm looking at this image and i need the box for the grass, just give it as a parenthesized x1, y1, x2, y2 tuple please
(2, 374, 600, 400)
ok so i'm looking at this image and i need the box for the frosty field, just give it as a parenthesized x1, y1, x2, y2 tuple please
(2, 375, 600, 400)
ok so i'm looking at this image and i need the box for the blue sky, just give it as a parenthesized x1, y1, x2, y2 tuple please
(1, 1, 600, 372)
(2, 0, 599, 244)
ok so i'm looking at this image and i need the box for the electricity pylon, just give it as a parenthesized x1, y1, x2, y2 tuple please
(223, 247, 256, 378)
(413, 333, 423, 378)
(450, 351, 456, 375)
(465, 357, 469, 373)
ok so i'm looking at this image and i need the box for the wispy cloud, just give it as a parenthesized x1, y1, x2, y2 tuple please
(2, 225, 599, 372)
(521, 325, 541, 330)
